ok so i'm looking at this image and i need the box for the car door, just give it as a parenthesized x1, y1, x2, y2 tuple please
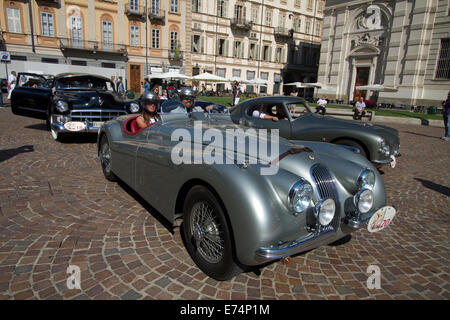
(11, 73, 53, 120)
(243, 103, 292, 138)
(133, 124, 172, 218)
(111, 126, 149, 189)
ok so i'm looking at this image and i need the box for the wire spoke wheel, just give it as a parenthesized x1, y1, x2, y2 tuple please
(190, 201, 224, 264)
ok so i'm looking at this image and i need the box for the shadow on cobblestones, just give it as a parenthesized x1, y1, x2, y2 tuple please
(117, 179, 176, 234)
(0, 145, 34, 163)
(24, 124, 48, 132)
(414, 178, 450, 197)
(404, 131, 442, 139)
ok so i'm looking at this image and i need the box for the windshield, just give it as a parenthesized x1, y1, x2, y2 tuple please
(56, 76, 116, 92)
(287, 102, 312, 119)
(18, 74, 49, 89)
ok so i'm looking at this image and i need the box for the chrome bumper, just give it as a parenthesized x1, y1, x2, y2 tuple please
(257, 227, 336, 260)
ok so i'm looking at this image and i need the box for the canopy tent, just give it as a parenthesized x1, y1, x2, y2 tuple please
(355, 84, 398, 92)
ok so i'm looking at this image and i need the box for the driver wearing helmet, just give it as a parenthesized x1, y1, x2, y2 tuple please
(170, 87, 214, 113)
(136, 91, 161, 130)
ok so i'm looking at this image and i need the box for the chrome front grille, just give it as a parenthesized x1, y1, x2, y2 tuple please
(70, 109, 126, 122)
(311, 164, 340, 230)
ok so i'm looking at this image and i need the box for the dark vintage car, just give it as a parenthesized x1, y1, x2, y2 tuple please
(11, 73, 141, 141)
(230, 96, 401, 168)
(97, 104, 396, 280)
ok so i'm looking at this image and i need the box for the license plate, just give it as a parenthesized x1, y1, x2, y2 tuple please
(367, 206, 396, 233)
(92, 121, 104, 128)
(64, 121, 86, 132)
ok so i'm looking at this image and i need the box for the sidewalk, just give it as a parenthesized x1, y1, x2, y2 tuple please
(329, 108, 444, 128)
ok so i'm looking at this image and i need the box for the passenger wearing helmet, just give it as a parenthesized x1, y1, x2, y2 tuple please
(171, 87, 213, 113)
(136, 91, 160, 130)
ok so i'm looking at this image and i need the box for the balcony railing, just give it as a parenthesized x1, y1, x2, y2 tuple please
(59, 38, 127, 55)
(230, 18, 253, 31)
(125, 3, 146, 21)
(35, 0, 60, 5)
(274, 27, 292, 39)
(149, 9, 165, 24)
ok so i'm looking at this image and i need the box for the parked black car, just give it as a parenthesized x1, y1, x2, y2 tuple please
(11, 73, 141, 141)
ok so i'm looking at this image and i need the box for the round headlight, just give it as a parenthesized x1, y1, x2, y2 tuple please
(380, 139, 390, 156)
(357, 169, 375, 190)
(355, 189, 374, 214)
(130, 103, 140, 113)
(288, 179, 313, 214)
(55, 100, 69, 113)
(317, 198, 335, 226)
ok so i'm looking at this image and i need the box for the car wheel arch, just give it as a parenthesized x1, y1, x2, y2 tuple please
(175, 179, 239, 259)
(330, 137, 370, 159)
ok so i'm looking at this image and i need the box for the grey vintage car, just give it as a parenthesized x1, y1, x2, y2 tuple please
(230, 96, 400, 168)
(97, 106, 396, 280)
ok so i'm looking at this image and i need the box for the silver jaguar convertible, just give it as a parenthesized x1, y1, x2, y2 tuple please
(97, 104, 396, 280)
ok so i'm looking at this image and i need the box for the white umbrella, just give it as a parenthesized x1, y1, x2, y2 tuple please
(356, 84, 398, 92)
(284, 82, 312, 88)
(228, 76, 248, 84)
(247, 78, 268, 85)
(190, 72, 228, 82)
(147, 72, 190, 80)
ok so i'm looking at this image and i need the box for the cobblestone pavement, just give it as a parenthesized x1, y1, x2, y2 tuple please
(0, 107, 448, 300)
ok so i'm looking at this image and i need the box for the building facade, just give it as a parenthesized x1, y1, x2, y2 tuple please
(317, 0, 450, 106)
(188, 0, 324, 94)
(1, 0, 325, 94)
(1, 0, 185, 92)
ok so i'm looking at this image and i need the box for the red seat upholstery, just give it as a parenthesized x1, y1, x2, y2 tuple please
(130, 119, 139, 133)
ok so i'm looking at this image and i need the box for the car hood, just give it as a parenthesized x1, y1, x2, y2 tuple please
(54, 90, 127, 110)
(154, 115, 371, 193)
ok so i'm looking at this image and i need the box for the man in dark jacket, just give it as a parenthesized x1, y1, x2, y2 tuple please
(441, 91, 450, 141)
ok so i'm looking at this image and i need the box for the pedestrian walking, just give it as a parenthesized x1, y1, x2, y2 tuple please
(231, 81, 237, 106)
(7, 71, 17, 100)
(441, 91, 450, 141)
(143, 78, 150, 93)
(234, 83, 242, 106)
(116, 76, 125, 96)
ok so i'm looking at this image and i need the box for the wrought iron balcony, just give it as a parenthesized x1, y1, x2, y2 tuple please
(125, 3, 146, 21)
(230, 18, 253, 31)
(59, 38, 127, 55)
(168, 49, 183, 61)
(149, 9, 165, 24)
(274, 27, 293, 39)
